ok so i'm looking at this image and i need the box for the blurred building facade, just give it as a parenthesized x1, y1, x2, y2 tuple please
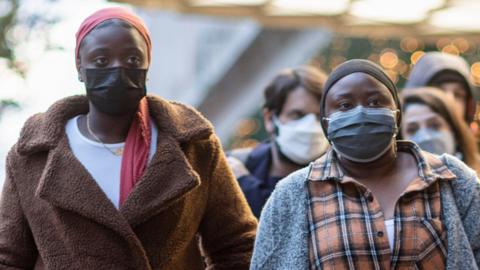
(133, 8, 332, 144)
(115, 0, 480, 148)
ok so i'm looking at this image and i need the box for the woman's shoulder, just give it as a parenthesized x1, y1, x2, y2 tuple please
(257, 167, 311, 235)
(259, 166, 310, 219)
(269, 166, 310, 203)
(440, 153, 478, 184)
(439, 154, 480, 213)
(14, 96, 89, 156)
(14, 112, 50, 156)
(278, 166, 310, 187)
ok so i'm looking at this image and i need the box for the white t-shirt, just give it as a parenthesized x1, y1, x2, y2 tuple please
(65, 115, 158, 208)
(385, 219, 395, 251)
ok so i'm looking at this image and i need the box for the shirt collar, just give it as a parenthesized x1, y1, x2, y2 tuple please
(308, 140, 456, 184)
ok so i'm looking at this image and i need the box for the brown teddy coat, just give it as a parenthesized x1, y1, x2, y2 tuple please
(0, 95, 257, 270)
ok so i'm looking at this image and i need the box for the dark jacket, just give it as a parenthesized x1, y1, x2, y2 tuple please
(0, 95, 257, 270)
(405, 52, 476, 123)
(231, 142, 282, 218)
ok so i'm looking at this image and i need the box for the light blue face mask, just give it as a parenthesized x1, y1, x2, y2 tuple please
(409, 128, 456, 155)
(325, 106, 398, 163)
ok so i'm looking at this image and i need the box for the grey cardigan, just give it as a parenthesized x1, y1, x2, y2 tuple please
(250, 154, 480, 269)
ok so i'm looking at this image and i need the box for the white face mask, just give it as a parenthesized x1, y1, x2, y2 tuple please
(273, 113, 329, 165)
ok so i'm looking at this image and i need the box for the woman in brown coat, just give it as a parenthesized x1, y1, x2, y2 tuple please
(0, 7, 257, 270)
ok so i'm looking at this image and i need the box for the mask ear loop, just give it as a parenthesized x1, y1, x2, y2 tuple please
(393, 109, 401, 138)
(391, 109, 400, 160)
(77, 65, 84, 82)
(321, 116, 333, 146)
(271, 114, 281, 136)
(384, 108, 400, 161)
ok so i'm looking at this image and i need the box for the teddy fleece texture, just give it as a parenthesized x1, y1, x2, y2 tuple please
(250, 153, 480, 270)
(0, 95, 258, 270)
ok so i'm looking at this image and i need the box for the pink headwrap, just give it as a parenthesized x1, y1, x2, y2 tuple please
(75, 7, 152, 68)
(76, 7, 152, 207)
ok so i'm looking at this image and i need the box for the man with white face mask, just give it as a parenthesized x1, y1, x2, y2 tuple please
(228, 66, 329, 218)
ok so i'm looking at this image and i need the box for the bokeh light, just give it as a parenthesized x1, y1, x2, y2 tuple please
(410, 51, 425, 64)
(436, 38, 450, 50)
(452, 38, 470, 53)
(400, 37, 419, 53)
(385, 69, 399, 83)
(235, 118, 259, 137)
(442, 44, 460, 55)
(380, 50, 399, 69)
(470, 62, 480, 86)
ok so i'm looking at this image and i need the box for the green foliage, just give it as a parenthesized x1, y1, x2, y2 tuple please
(1, 99, 19, 108)
(0, 0, 19, 71)
(0, 0, 59, 76)
(0, 0, 59, 112)
(0, 98, 19, 118)
(0, 0, 20, 112)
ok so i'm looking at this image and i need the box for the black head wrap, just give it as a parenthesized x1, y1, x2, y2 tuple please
(320, 59, 401, 135)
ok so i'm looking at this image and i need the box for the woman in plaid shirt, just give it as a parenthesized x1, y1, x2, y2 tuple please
(251, 59, 480, 270)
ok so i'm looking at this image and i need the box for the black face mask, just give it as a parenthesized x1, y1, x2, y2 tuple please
(85, 67, 147, 116)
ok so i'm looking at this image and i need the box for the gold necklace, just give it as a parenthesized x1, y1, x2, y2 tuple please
(85, 115, 124, 156)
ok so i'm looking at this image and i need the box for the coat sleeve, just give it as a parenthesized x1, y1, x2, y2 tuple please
(249, 183, 280, 270)
(199, 135, 258, 270)
(444, 155, 480, 266)
(0, 152, 38, 269)
(455, 172, 480, 265)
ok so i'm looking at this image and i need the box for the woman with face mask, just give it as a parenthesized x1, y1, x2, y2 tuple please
(0, 7, 257, 269)
(401, 87, 480, 174)
(251, 59, 480, 270)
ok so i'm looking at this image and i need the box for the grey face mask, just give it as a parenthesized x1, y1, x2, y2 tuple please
(325, 106, 398, 163)
(409, 128, 456, 155)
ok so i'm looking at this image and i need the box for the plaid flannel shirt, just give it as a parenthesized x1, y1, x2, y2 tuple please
(307, 141, 455, 270)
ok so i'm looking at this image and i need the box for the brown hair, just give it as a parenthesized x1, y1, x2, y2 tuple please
(263, 66, 327, 115)
(401, 87, 480, 173)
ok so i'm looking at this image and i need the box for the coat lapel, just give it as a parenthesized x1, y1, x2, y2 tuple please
(36, 136, 134, 239)
(118, 96, 212, 227)
(120, 134, 201, 227)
